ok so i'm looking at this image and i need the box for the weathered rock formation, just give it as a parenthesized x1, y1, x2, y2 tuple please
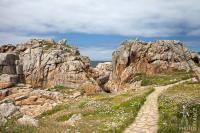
(0, 39, 101, 93)
(106, 40, 200, 92)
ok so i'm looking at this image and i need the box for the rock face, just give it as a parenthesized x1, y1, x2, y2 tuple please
(106, 40, 200, 92)
(16, 39, 94, 89)
(0, 53, 22, 89)
(94, 62, 112, 91)
(0, 39, 100, 93)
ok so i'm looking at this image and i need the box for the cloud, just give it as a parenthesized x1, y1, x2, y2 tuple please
(0, 0, 200, 60)
(0, 32, 53, 44)
(0, 0, 200, 38)
(79, 46, 114, 61)
(187, 29, 200, 36)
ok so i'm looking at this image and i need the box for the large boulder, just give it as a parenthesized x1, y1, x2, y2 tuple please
(106, 40, 199, 92)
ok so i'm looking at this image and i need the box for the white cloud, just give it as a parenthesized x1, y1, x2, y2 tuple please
(79, 47, 114, 61)
(0, 0, 200, 37)
(0, 32, 53, 44)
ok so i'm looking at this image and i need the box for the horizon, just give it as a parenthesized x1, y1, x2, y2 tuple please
(0, 0, 200, 60)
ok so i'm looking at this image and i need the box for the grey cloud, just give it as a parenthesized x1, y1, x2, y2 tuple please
(0, 0, 200, 37)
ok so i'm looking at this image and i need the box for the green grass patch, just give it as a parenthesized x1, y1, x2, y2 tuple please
(158, 81, 200, 133)
(48, 85, 66, 92)
(56, 113, 73, 122)
(48, 85, 84, 95)
(44, 42, 54, 50)
(80, 88, 155, 132)
(37, 104, 69, 119)
(134, 70, 193, 86)
(78, 101, 88, 109)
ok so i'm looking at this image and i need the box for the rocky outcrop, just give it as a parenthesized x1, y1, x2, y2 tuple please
(16, 39, 93, 89)
(106, 40, 200, 92)
(0, 39, 101, 94)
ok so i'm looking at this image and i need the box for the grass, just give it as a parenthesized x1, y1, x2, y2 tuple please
(158, 81, 200, 133)
(0, 118, 37, 133)
(134, 70, 193, 86)
(48, 85, 66, 92)
(48, 85, 84, 95)
(44, 42, 54, 50)
(56, 113, 73, 122)
(80, 89, 154, 132)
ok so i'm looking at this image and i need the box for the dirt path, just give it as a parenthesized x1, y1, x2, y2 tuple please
(124, 80, 190, 133)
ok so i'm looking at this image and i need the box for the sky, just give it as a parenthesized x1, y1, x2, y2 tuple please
(0, 0, 200, 61)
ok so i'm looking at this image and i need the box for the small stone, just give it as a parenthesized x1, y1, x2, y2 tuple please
(71, 91, 82, 99)
(66, 113, 82, 126)
(17, 115, 38, 127)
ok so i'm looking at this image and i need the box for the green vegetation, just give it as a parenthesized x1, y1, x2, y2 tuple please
(158, 81, 200, 133)
(37, 104, 69, 119)
(48, 85, 84, 95)
(48, 85, 66, 92)
(1, 87, 153, 133)
(134, 71, 193, 86)
(80, 88, 154, 133)
(40, 88, 154, 133)
(56, 113, 73, 122)
(44, 42, 54, 50)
